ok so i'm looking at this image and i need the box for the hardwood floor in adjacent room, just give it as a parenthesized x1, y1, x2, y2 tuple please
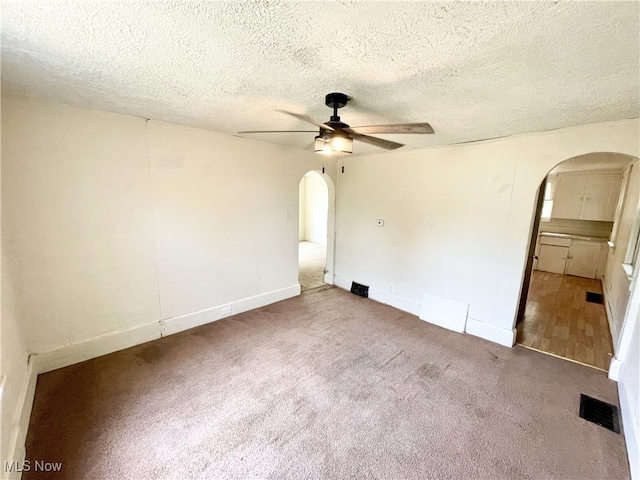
(516, 271, 614, 371)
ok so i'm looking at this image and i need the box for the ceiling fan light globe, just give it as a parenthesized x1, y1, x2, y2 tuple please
(331, 137, 345, 149)
(314, 133, 353, 156)
(314, 136, 331, 155)
(314, 134, 352, 156)
(328, 134, 353, 156)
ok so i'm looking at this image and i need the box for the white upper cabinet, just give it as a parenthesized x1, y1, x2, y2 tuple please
(551, 172, 622, 221)
(581, 174, 622, 221)
(552, 174, 586, 219)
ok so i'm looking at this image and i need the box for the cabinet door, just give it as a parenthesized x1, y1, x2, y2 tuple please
(566, 241, 600, 278)
(552, 174, 586, 219)
(581, 174, 622, 221)
(536, 245, 568, 274)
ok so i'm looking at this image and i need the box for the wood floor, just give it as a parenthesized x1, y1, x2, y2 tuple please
(516, 271, 614, 371)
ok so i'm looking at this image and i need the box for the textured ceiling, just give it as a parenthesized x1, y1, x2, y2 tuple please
(2, 1, 639, 155)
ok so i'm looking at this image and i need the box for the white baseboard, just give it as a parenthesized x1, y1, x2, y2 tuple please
(369, 288, 422, 316)
(619, 382, 639, 480)
(602, 279, 618, 355)
(3, 362, 37, 480)
(334, 276, 421, 316)
(12, 285, 301, 476)
(304, 237, 326, 246)
(162, 284, 300, 336)
(465, 317, 516, 347)
(333, 275, 351, 291)
(32, 321, 161, 375)
(335, 276, 515, 348)
(609, 357, 622, 381)
(419, 293, 468, 333)
(31, 284, 301, 374)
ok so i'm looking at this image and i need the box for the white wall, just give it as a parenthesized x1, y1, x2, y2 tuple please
(2, 96, 638, 474)
(334, 120, 639, 346)
(3, 98, 162, 354)
(300, 171, 328, 245)
(618, 309, 639, 479)
(604, 162, 640, 479)
(605, 162, 640, 351)
(1, 96, 333, 365)
(1, 249, 31, 479)
(298, 179, 306, 241)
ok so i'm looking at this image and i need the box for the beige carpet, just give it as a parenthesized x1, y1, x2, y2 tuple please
(298, 241, 326, 291)
(25, 287, 629, 479)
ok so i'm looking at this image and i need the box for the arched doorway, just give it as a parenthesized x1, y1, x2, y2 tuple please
(298, 171, 333, 291)
(516, 152, 639, 371)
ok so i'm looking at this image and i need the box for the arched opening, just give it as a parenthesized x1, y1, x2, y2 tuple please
(298, 171, 334, 291)
(516, 152, 639, 372)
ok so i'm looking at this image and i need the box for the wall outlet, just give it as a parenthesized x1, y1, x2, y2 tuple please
(389, 284, 393, 292)
(286, 211, 292, 220)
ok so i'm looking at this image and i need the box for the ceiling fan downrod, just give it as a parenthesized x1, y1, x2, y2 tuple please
(325, 92, 350, 124)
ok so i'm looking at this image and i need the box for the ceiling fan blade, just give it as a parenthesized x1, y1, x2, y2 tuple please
(238, 130, 318, 134)
(346, 123, 434, 135)
(351, 134, 404, 150)
(276, 110, 334, 131)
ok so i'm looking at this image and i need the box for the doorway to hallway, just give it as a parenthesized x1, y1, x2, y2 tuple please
(298, 171, 328, 291)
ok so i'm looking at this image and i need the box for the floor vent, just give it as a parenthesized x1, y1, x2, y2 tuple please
(350, 282, 369, 298)
(586, 292, 604, 304)
(579, 394, 620, 433)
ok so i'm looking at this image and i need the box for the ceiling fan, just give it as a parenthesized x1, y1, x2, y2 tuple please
(239, 93, 434, 156)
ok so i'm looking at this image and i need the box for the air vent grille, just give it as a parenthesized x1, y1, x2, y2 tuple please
(579, 394, 620, 433)
(586, 292, 604, 304)
(350, 282, 369, 298)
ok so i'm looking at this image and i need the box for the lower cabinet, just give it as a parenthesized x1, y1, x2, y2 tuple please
(537, 244, 569, 274)
(535, 236, 606, 279)
(566, 241, 601, 278)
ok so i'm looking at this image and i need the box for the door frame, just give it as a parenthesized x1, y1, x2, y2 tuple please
(515, 178, 546, 325)
(298, 170, 336, 286)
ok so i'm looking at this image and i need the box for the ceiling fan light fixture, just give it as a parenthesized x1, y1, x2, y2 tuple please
(314, 133, 353, 156)
(240, 92, 432, 153)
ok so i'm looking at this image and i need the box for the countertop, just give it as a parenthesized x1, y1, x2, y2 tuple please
(539, 231, 609, 243)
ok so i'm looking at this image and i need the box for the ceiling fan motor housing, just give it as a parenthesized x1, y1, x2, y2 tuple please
(325, 92, 350, 109)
